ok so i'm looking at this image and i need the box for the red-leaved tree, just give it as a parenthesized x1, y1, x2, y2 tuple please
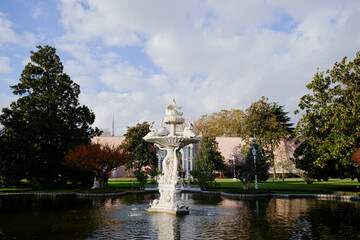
(64, 143, 130, 188)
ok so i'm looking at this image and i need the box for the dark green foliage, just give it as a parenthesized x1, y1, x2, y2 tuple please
(133, 170, 148, 190)
(192, 135, 223, 190)
(292, 140, 330, 182)
(190, 169, 216, 191)
(228, 141, 269, 190)
(0, 45, 100, 188)
(303, 174, 314, 184)
(62, 169, 94, 188)
(149, 168, 161, 183)
(272, 103, 294, 135)
(245, 142, 270, 183)
(295, 51, 360, 180)
(0, 132, 26, 186)
(122, 122, 158, 171)
(292, 140, 357, 182)
(194, 135, 224, 173)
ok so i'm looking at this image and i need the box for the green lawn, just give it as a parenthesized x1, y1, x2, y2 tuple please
(212, 178, 360, 195)
(0, 178, 154, 194)
(1, 178, 359, 196)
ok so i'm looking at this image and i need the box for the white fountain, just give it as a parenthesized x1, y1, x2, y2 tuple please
(143, 99, 200, 215)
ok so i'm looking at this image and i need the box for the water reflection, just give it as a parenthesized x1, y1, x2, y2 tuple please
(151, 214, 180, 239)
(0, 193, 359, 239)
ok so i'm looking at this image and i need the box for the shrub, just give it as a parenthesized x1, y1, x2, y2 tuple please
(133, 170, 148, 190)
(302, 173, 314, 184)
(149, 168, 161, 184)
(190, 169, 216, 191)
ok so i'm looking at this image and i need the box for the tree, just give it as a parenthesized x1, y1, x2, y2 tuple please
(295, 51, 360, 180)
(64, 143, 129, 188)
(292, 140, 331, 183)
(0, 45, 100, 187)
(189, 169, 216, 191)
(122, 122, 158, 171)
(194, 109, 245, 137)
(0, 131, 27, 186)
(272, 103, 294, 135)
(228, 141, 269, 190)
(241, 97, 290, 178)
(194, 135, 224, 173)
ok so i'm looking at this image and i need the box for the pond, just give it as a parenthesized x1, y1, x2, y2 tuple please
(0, 193, 360, 239)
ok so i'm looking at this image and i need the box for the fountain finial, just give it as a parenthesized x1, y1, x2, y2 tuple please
(164, 99, 184, 128)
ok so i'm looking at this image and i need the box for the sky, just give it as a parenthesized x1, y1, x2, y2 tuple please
(1, 0, 360, 136)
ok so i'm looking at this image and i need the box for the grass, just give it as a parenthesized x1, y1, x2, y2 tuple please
(0, 178, 156, 194)
(211, 178, 360, 196)
(1, 178, 359, 196)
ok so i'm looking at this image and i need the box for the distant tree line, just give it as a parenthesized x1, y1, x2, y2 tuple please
(193, 96, 293, 185)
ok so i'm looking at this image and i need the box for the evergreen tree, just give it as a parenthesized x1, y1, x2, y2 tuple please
(0, 45, 100, 187)
(272, 103, 294, 135)
(230, 141, 269, 190)
(194, 135, 224, 173)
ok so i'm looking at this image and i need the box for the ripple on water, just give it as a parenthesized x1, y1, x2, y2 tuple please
(0, 193, 360, 239)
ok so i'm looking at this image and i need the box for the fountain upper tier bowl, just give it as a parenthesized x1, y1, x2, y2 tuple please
(163, 115, 185, 125)
(143, 135, 200, 148)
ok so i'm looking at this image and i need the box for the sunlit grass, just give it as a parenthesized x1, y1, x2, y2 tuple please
(1, 178, 359, 195)
(212, 178, 360, 195)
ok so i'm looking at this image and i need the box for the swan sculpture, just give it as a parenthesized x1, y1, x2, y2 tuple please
(166, 98, 183, 117)
(183, 119, 196, 137)
(157, 118, 169, 136)
(144, 121, 157, 138)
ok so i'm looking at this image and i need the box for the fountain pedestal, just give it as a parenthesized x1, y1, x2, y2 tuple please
(144, 100, 200, 215)
(148, 183, 188, 215)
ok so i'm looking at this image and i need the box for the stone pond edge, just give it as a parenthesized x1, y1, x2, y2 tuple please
(1, 188, 360, 202)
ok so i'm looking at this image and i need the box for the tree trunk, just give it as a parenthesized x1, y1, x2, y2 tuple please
(270, 144, 277, 179)
(240, 179, 249, 190)
(92, 177, 105, 189)
(273, 166, 277, 179)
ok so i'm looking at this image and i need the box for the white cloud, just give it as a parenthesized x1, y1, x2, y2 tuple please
(53, 0, 360, 134)
(31, 2, 48, 19)
(0, 56, 12, 74)
(0, 12, 37, 48)
(100, 63, 145, 91)
(0, 13, 18, 48)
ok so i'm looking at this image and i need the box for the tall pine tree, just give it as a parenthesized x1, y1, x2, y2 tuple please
(0, 45, 100, 187)
(194, 135, 224, 173)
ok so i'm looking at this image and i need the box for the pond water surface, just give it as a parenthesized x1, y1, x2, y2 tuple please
(0, 193, 360, 239)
